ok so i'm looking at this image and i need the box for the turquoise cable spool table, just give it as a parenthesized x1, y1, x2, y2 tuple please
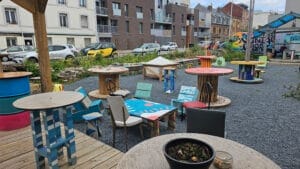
(0, 72, 32, 131)
(13, 91, 84, 169)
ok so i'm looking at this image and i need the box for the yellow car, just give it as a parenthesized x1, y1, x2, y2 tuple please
(87, 42, 117, 57)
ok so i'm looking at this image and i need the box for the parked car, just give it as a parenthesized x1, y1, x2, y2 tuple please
(0, 45, 35, 62)
(160, 42, 178, 51)
(132, 43, 160, 55)
(87, 42, 117, 57)
(80, 42, 100, 55)
(67, 44, 79, 56)
(12, 44, 75, 63)
(198, 41, 211, 49)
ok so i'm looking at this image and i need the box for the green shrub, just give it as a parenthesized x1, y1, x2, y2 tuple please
(24, 61, 40, 77)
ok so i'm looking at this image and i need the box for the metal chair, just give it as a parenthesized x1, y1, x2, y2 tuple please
(107, 96, 144, 151)
(186, 108, 226, 138)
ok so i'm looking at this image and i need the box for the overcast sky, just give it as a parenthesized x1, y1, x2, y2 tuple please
(190, 0, 286, 12)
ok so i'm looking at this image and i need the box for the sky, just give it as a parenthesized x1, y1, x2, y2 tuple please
(190, 0, 286, 12)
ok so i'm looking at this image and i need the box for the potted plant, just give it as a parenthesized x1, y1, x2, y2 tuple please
(163, 138, 215, 169)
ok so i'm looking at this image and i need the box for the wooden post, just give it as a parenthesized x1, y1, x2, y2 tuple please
(0, 61, 3, 73)
(32, 10, 52, 92)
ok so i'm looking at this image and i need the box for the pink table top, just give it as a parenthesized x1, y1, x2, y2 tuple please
(196, 55, 216, 59)
(185, 67, 234, 76)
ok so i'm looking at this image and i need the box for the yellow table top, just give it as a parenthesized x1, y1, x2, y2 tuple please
(231, 61, 264, 65)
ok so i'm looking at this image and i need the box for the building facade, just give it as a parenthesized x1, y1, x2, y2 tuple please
(0, 0, 97, 49)
(222, 2, 248, 36)
(194, 4, 211, 41)
(211, 7, 230, 41)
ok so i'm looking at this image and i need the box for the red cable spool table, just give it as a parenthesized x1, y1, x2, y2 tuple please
(196, 55, 216, 67)
(185, 67, 234, 107)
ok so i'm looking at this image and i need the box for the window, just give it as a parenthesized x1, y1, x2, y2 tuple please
(67, 38, 75, 45)
(181, 14, 184, 23)
(112, 2, 120, 9)
(79, 0, 86, 7)
(6, 37, 17, 47)
(58, 0, 66, 5)
(126, 21, 129, 33)
(136, 6, 142, 13)
(5, 8, 17, 24)
(124, 4, 129, 16)
(84, 38, 91, 46)
(47, 37, 53, 45)
(150, 9, 154, 20)
(158, 0, 162, 8)
(111, 19, 118, 33)
(139, 22, 143, 34)
(81, 15, 88, 28)
(172, 13, 175, 22)
(172, 25, 175, 35)
(59, 13, 68, 27)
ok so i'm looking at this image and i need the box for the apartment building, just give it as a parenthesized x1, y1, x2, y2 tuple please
(194, 4, 211, 41)
(0, 0, 97, 49)
(211, 7, 230, 41)
(222, 2, 249, 36)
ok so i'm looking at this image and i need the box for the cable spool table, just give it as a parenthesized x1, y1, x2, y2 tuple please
(230, 61, 264, 83)
(196, 55, 216, 67)
(185, 67, 234, 108)
(0, 72, 32, 131)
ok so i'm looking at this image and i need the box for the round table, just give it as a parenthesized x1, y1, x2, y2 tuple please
(196, 55, 216, 67)
(185, 67, 233, 107)
(116, 133, 280, 169)
(230, 61, 264, 83)
(88, 66, 129, 99)
(13, 91, 84, 169)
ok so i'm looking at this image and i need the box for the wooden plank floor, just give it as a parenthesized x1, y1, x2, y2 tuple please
(0, 126, 124, 169)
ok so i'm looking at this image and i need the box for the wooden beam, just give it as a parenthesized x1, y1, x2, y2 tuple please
(32, 2, 52, 92)
(11, 0, 35, 13)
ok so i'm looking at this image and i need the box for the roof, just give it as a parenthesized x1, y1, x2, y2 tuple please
(143, 56, 178, 66)
(253, 12, 300, 38)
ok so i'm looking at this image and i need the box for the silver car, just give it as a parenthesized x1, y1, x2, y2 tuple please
(132, 43, 160, 55)
(0, 45, 35, 62)
(12, 45, 75, 63)
(160, 42, 178, 51)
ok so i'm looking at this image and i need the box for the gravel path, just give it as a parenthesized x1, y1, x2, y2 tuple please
(65, 63, 300, 169)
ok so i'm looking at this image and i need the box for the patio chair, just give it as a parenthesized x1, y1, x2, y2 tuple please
(257, 55, 268, 68)
(134, 82, 153, 99)
(73, 86, 103, 122)
(186, 108, 226, 138)
(171, 86, 199, 118)
(107, 95, 144, 151)
(212, 56, 226, 67)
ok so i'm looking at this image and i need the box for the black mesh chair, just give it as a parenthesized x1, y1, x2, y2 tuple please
(186, 108, 226, 137)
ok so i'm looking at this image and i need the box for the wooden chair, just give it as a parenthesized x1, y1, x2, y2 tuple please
(171, 86, 199, 118)
(186, 108, 226, 138)
(212, 56, 226, 67)
(134, 82, 153, 100)
(107, 96, 144, 151)
(73, 86, 103, 122)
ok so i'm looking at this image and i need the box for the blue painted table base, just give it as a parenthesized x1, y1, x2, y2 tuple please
(163, 69, 175, 93)
(238, 64, 256, 80)
(30, 105, 76, 169)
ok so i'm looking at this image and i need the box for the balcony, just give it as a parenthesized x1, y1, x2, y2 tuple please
(199, 21, 211, 28)
(150, 29, 171, 37)
(96, 6, 108, 16)
(155, 15, 172, 24)
(181, 31, 186, 36)
(198, 32, 210, 38)
(113, 9, 121, 16)
(136, 12, 143, 19)
(186, 20, 194, 26)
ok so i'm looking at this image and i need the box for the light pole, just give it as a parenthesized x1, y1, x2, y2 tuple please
(228, 0, 233, 39)
(245, 0, 255, 61)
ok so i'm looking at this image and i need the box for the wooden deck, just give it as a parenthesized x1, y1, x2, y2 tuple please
(0, 126, 124, 169)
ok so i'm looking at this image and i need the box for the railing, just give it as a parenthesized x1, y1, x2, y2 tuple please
(96, 6, 108, 15)
(150, 29, 171, 37)
(199, 21, 211, 28)
(113, 9, 121, 16)
(181, 31, 186, 36)
(198, 32, 210, 37)
(136, 12, 143, 19)
(97, 25, 111, 33)
(155, 15, 172, 23)
(186, 20, 194, 25)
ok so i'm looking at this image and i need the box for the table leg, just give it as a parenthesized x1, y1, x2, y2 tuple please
(30, 110, 45, 168)
(167, 111, 176, 130)
(43, 109, 59, 169)
(198, 75, 218, 102)
(53, 109, 63, 158)
(63, 105, 77, 165)
(150, 120, 160, 137)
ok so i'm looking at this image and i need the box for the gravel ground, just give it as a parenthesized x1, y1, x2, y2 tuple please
(65, 63, 300, 169)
